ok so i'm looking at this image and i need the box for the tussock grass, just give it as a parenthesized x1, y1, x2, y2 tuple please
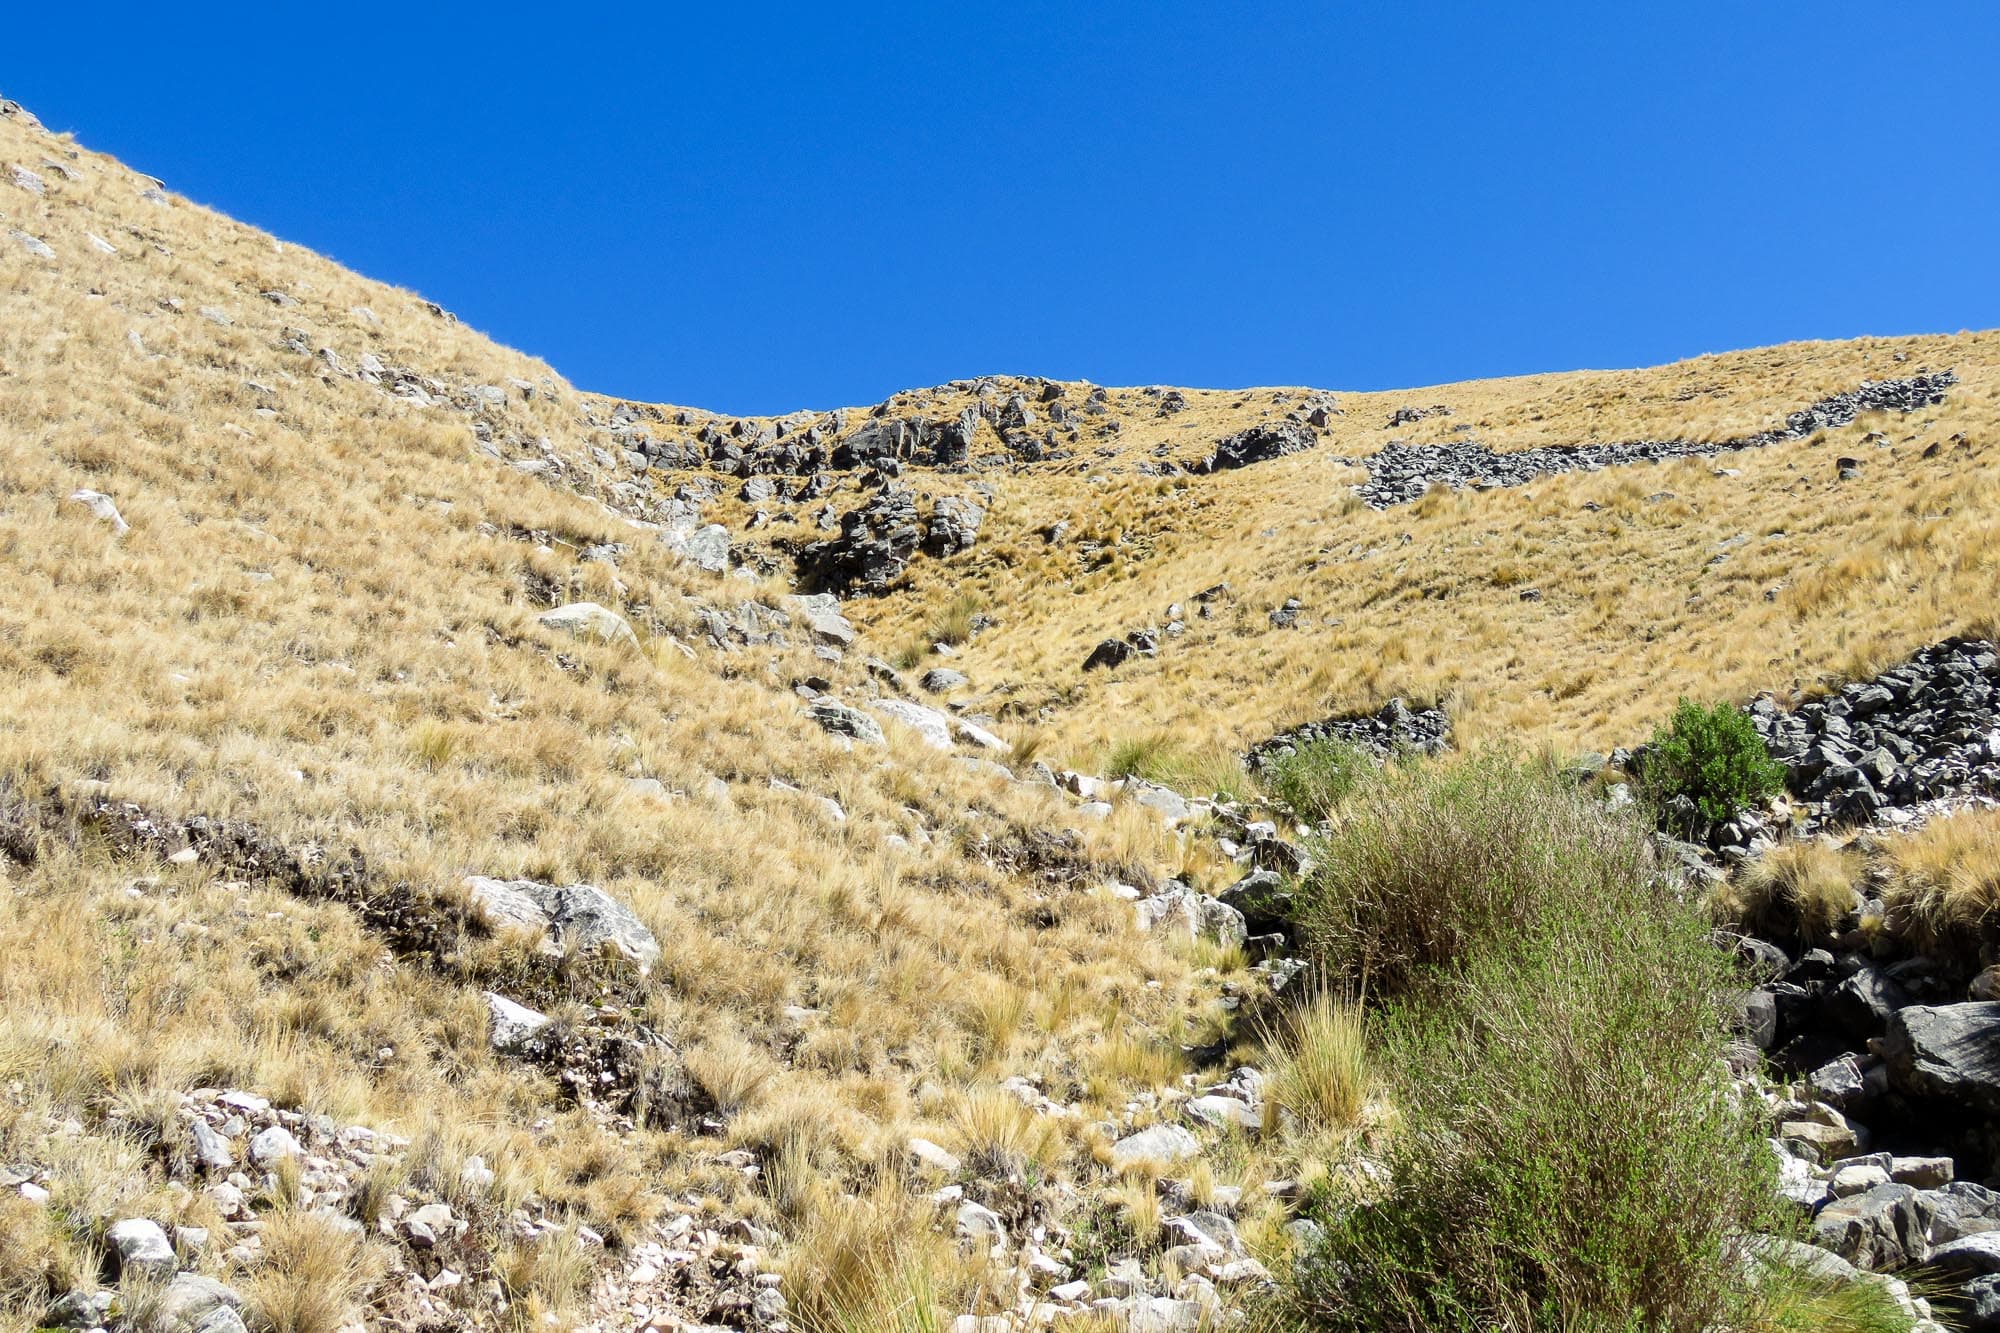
(242, 1210, 384, 1333)
(781, 1179, 966, 1333)
(1880, 807, 2000, 953)
(1261, 992, 1371, 1135)
(1720, 840, 1860, 945)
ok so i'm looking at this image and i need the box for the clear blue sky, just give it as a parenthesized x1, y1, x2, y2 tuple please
(7, 4, 1996, 415)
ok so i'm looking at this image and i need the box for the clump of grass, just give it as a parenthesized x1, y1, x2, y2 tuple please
(687, 1035, 778, 1116)
(1261, 991, 1371, 1135)
(1879, 808, 2000, 954)
(1258, 736, 1375, 823)
(929, 593, 983, 648)
(949, 1088, 1062, 1180)
(495, 1224, 595, 1325)
(1276, 753, 1775, 1332)
(782, 1180, 960, 1333)
(1104, 732, 1249, 802)
(1641, 697, 1786, 831)
(242, 1210, 382, 1333)
(1719, 840, 1859, 945)
(1744, 1257, 1920, 1333)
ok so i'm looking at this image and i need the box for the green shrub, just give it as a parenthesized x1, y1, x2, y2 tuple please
(1274, 753, 1779, 1331)
(1259, 737, 1374, 823)
(1642, 698, 1785, 829)
(1296, 752, 1652, 1001)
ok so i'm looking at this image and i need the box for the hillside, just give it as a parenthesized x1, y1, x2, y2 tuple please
(4, 93, 2000, 1333)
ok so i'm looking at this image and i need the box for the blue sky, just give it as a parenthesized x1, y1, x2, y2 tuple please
(7, 4, 1996, 414)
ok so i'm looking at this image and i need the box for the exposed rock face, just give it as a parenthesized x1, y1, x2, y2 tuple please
(464, 876, 662, 972)
(1248, 697, 1451, 769)
(1751, 637, 2000, 824)
(924, 495, 985, 557)
(1202, 420, 1318, 473)
(1353, 372, 1956, 507)
(1880, 1003, 2000, 1114)
(798, 485, 922, 594)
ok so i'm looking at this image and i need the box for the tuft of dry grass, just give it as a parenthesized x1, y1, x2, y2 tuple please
(1880, 809, 2000, 953)
(1262, 992, 1372, 1136)
(242, 1210, 384, 1333)
(1720, 840, 1860, 944)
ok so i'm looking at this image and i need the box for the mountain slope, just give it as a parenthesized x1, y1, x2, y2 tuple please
(4, 92, 1999, 1333)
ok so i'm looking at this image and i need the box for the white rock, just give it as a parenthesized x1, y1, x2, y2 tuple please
(1110, 1124, 1201, 1168)
(10, 229, 54, 260)
(908, 1137, 962, 1174)
(67, 488, 129, 534)
(537, 602, 638, 648)
(108, 1217, 176, 1279)
(248, 1125, 301, 1168)
(485, 992, 550, 1049)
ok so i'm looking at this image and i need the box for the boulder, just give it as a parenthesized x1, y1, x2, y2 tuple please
(464, 876, 662, 972)
(1810, 1182, 1929, 1268)
(1084, 637, 1134, 671)
(1110, 1124, 1201, 1168)
(155, 1274, 245, 1333)
(107, 1218, 176, 1279)
(781, 593, 857, 648)
(807, 699, 886, 746)
(920, 668, 968, 694)
(1881, 1003, 2000, 1113)
(537, 602, 639, 648)
(870, 698, 955, 750)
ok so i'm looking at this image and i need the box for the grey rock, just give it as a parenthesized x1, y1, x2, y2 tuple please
(1881, 1003, 2000, 1113)
(188, 1118, 233, 1172)
(920, 668, 968, 694)
(808, 699, 886, 746)
(67, 488, 129, 534)
(780, 593, 856, 647)
(107, 1217, 176, 1279)
(464, 876, 662, 972)
(1811, 1182, 1929, 1268)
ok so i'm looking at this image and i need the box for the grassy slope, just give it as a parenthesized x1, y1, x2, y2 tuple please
(5, 96, 1998, 1327)
(0, 103, 1221, 1325)
(715, 337, 2000, 774)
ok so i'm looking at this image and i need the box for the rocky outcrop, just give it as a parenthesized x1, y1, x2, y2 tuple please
(1200, 420, 1318, 473)
(797, 486, 986, 595)
(464, 875, 663, 973)
(1248, 698, 1451, 769)
(1751, 637, 2000, 826)
(1353, 372, 1956, 508)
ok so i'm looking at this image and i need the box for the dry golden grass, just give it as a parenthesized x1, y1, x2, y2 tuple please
(0, 106, 1216, 1322)
(1880, 808, 2000, 952)
(6, 96, 2000, 1328)
(1718, 839, 1861, 944)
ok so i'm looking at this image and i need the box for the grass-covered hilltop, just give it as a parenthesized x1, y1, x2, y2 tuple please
(6, 91, 2000, 1333)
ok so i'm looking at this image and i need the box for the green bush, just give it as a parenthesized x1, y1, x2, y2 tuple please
(1259, 737, 1374, 823)
(1641, 698, 1785, 829)
(1296, 752, 1652, 1001)
(1272, 753, 1781, 1332)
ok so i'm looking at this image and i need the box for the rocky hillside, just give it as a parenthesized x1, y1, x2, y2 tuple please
(6, 91, 2000, 1333)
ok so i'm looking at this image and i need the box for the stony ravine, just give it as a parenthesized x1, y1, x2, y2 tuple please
(1348, 370, 1959, 508)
